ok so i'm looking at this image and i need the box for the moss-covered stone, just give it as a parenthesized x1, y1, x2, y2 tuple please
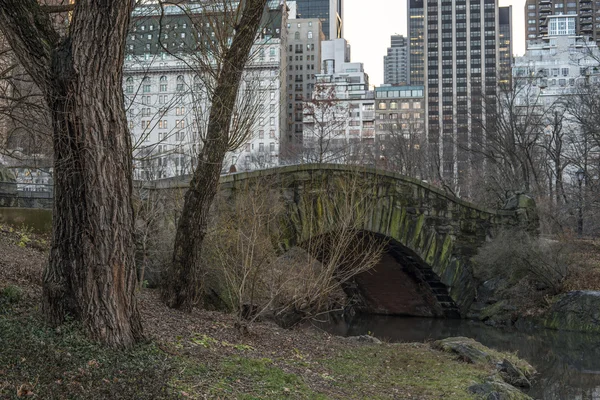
(543, 291, 600, 334)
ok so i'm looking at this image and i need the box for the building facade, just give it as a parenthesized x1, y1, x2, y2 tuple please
(524, 0, 599, 45)
(383, 35, 410, 85)
(302, 38, 375, 163)
(295, 0, 343, 40)
(409, 0, 512, 191)
(375, 85, 424, 136)
(283, 18, 324, 160)
(124, 1, 289, 179)
(374, 85, 426, 175)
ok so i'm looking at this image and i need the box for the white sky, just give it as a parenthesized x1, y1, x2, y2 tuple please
(343, 0, 526, 86)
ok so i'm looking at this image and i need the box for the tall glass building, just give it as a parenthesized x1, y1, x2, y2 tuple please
(296, 0, 343, 40)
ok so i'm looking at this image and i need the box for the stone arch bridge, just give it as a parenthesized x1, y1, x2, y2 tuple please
(152, 164, 539, 319)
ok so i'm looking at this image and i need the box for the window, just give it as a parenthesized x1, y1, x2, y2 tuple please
(308, 31, 313, 39)
(160, 75, 167, 91)
(378, 102, 387, 110)
(142, 76, 151, 93)
(259, 143, 265, 152)
(125, 77, 133, 94)
(294, 32, 300, 40)
(176, 75, 185, 91)
(270, 117, 275, 126)
(270, 143, 275, 152)
(390, 102, 398, 110)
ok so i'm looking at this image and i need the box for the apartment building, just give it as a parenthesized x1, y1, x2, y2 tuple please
(524, 0, 600, 45)
(283, 18, 324, 161)
(384, 35, 410, 86)
(302, 38, 375, 163)
(124, 1, 289, 179)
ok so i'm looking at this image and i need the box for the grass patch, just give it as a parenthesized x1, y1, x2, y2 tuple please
(322, 343, 488, 399)
(0, 285, 23, 305)
(0, 310, 175, 399)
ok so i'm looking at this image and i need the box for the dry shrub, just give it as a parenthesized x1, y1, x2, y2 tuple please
(563, 239, 600, 291)
(201, 176, 387, 327)
(473, 230, 572, 295)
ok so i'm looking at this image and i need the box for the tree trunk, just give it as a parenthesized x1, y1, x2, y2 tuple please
(161, 0, 268, 310)
(0, 0, 143, 347)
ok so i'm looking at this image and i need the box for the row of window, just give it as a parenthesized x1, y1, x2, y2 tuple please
(377, 101, 421, 110)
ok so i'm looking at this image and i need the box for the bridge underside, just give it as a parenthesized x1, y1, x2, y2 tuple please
(345, 239, 461, 318)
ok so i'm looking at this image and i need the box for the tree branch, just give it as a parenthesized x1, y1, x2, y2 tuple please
(40, 4, 75, 13)
(0, 0, 60, 90)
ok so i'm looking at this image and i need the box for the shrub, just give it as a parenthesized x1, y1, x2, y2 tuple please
(473, 230, 571, 295)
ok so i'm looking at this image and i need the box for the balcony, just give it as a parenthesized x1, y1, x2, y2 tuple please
(362, 111, 375, 120)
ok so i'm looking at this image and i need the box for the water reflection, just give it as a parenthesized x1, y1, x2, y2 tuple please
(313, 314, 600, 399)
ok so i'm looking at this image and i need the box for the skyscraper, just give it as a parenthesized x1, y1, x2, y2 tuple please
(408, 0, 425, 86)
(295, 0, 343, 40)
(498, 6, 513, 87)
(383, 35, 409, 85)
(409, 0, 512, 190)
(524, 0, 599, 46)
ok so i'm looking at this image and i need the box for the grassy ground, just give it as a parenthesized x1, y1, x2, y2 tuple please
(0, 226, 502, 399)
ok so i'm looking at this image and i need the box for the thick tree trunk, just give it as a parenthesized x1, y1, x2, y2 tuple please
(161, 0, 268, 310)
(0, 0, 142, 347)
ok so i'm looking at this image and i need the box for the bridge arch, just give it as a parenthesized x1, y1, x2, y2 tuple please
(154, 164, 539, 317)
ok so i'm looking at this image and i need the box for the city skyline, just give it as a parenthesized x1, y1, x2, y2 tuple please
(344, 0, 525, 86)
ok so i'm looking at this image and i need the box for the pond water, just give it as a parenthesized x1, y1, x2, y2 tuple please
(313, 314, 600, 399)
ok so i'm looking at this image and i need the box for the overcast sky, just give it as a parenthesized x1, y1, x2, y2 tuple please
(343, 0, 526, 86)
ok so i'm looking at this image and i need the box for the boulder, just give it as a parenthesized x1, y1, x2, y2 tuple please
(433, 336, 493, 364)
(346, 335, 382, 344)
(497, 359, 531, 389)
(468, 376, 533, 400)
(433, 337, 535, 399)
(544, 291, 600, 334)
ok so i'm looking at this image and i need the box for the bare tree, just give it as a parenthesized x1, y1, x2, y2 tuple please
(374, 120, 429, 179)
(0, 1, 143, 346)
(161, 0, 271, 310)
(468, 80, 554, 205)
(301, 84, 350, 163)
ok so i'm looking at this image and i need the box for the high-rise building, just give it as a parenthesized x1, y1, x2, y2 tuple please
(408, 0, 425, 85)
(409, 0, 512, 190)
(498, 6, 512, 87)
(283, 18, 325, 161)
(524, 0, 599, 45)
(383, 35, 409, 85)
(295, 0, 343, 40)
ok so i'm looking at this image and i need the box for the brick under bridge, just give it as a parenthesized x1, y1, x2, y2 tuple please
(151, 164, 539, 318)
